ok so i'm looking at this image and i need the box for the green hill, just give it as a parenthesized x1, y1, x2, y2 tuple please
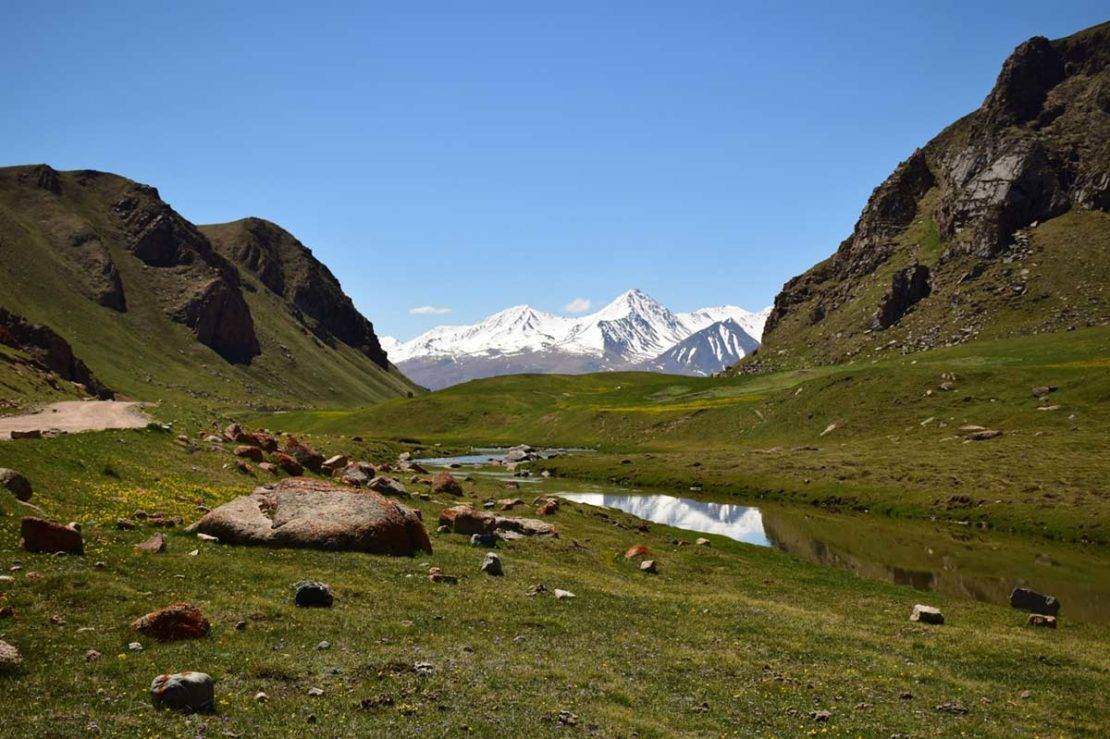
(0, 165, 416, 415)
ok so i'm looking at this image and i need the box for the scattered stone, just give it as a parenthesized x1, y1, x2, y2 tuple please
(910, 604, 944, 624)
(470, 532, 498, 548)
(0, 606, 13, 619)
(254, 691, 268, 702)
(20, 517, 83, 554)
(481, 553, 504, 576)
(498, 497, 524, 510)
(0, 468, 32, 502)
(899, 691, 913, 701)
(190, 478, 431, 555)
(624, 544, 651, 559)
(294, 581, 334, 608)
(935, 701, 969, 715)
(10, 429, 42, 440)
(234, 445, 264, 462)
(85, 649, 101, 662)
(258, 461, 278, 475)
(0, 640, 21, 670)
(151, 672, 215, 713)
(134, 533, 166, 554)
(527, 583, 548, 597)
(554, 710, 579, 727)
(1019, 690, 1032, 699)
(1027, 613, 1057, 628)
(965, 429, 1003, 441)
(368, 476, 408, 497)
(554, 589, 575, 601)
(128, 641, 144, 652)
(431, 472, 463, 496)
(115, 518, 136, 530)
(820, 423, 838, 437)
(337, 462, 371, 487)
(428, 567, 458, 584)
(316, 640, 331, 650)
(695, 537, 710, 546)
(1031, 386, 1057, 398)
(196, 533, 219, 542)
(284, 436, 324, 473)
(131, 602, 210, 641)
(321, 454, 348, 474)
(640, 559, 658, 574)
(436, 525, 449, 534)
(810, 710, 831, 722)
(1009, 587, 1060, 615)
(273, 453, 304, 476)
(413, 661, 435, 676)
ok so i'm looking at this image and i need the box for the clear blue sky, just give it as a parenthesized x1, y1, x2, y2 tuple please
(3, 2, 1105, 339)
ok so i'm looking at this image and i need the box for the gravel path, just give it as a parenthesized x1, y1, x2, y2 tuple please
(0, 400, 150, 440)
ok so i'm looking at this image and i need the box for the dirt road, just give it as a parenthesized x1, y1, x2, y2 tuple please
(0, 400, 151, 440)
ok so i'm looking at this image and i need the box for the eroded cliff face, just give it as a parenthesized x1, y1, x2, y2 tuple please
(756, 22, 1109, 369)
(200, 218, 389, 369)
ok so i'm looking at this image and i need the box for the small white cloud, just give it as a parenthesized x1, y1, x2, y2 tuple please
(409, 305, 452, 316)
(564, 297, 591, 314)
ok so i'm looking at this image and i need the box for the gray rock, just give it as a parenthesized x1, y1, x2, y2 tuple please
(0, 640, 21, 670)
(481, 553, 503, 576)
(294, 581, 333, 608)
(640, 559, 658, 574)
(0, 468, 32, 502)
(1010, 588, 1059, 615)
(150, 672, 214, 713)
(910, 604, 944, 624)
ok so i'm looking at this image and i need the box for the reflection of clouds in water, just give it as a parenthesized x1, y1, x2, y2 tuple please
(559, 493, 769, 547)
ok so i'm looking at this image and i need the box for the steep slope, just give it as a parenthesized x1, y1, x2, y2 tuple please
(389, 289, 770, 388)
(750, 22, 1110, 371)
(640, 318, 759, 376)
(0, 165, 415, 410)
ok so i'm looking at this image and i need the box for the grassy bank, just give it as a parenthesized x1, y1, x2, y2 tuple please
(1, 427, 1108, 735)
(253, 328, 1110, 543)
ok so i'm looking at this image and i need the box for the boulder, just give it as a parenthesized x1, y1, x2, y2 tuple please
(150, 672, 214, 714)
(1010, 587, 1060, 615)
(431, 471, 463, 496)
(910, 604, 944, 624)
(132, 602, 210, 641)
(1027, 613, 1057, 628)
(439, 505, 557, 539)
(337, 463, 371, 487)
(294, 581, 333, 608)
(234, 445, 264, 462)
(134, 533, 166, 553)
(481, 552, 504, 576)
(0, 468, 32, 502)
(470, 532, 498, 547)
(498, 498, 524, 511)
(190, 478, 431, 555)
(223, 422, 243, 442)
(368, 476, 408, 497)
(273, 453, 303, 476)
(20, 517, 83, 554)
(1031, 385, 1057, 398)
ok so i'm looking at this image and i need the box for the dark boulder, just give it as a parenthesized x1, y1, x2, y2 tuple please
(1010, 587, 1060, 615)
(20, 517, 83, 554)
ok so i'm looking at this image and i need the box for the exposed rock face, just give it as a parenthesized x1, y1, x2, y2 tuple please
(191, 478, 431, 555)
(200, 218, 389, 368)
(0, 308, 113, 399)
(756, 22, 1110, 367)
(873, 265, 931, 329)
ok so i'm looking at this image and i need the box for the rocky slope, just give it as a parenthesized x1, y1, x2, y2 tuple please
(0, 165, 414, 407)
(749, 22, 1110, 370)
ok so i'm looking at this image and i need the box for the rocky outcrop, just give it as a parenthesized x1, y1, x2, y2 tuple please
(757, 22, 1110, 365)
(190, 478, 431, 555)
(0, 308, 113, 398)
(111, 182, 260, 363)
(200, 218, 389, 368)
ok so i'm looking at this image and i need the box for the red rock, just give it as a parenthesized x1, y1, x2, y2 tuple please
(273, 453, 303, 476)
(535, 497, 560, 516)
(438, 505, 497, 535)
(235, 445, 264, 462)
(20, 517, 83, 554)
(131, 602, 210, 641)
(431, 471, 464, 496)
(284, 436, 324, 473)
(624, 544, 651, 559)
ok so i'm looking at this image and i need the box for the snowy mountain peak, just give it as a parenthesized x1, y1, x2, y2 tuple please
(384, 290, 771, 387)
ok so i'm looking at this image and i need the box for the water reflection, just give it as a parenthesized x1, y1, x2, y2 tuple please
(559, 492, 770, 546)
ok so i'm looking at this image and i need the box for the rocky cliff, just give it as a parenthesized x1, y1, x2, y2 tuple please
(752, 22, 1110, 369)
(199, 218, 389, 369)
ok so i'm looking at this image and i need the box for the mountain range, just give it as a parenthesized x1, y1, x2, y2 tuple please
(383, 290, 770, 389)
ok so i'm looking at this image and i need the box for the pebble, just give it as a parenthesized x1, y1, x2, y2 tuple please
(317, 641, 331, 650)
(307, 687, 324, 697)
(128, 642, 143, 652)
(414, 661, 435, 675)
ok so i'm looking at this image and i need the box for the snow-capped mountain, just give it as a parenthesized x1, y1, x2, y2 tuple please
(383, 289, 769, 389)
(638, 319, 760, 377)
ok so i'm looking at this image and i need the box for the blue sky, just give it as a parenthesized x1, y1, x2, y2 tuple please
(3, 2, 1105, 339)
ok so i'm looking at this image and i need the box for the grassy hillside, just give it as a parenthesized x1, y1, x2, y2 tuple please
(259, 328, 1110, 542)
(0, 427, 1106, 735)
(0, 166, 416, 417)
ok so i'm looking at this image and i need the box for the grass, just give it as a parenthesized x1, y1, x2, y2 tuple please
(253, 327, 1110, 543)
(1, 427, 1108, 735)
